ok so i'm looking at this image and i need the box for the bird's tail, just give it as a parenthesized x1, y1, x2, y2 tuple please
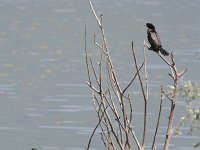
(160, 47, 170, 56)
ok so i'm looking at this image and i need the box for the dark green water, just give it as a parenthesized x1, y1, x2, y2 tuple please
(0, 0, 199, 149)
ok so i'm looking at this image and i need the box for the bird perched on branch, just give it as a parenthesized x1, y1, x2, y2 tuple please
(145, 23, 170, 56)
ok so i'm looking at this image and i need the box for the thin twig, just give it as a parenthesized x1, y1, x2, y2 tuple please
(131, 42, 147, 149)
(89, 1, 102, 27)
(129, 123, 142, 150)
(122, 62, 144, 96)
(143, 41, 149, 101)
(178, 68, 187, 78)
(127, 94, 133, 124)
(106, 62, 119, 99)
(152, 86, 164, 150)
(131, 42, 147, 102)
(85, 22, 91, 85)
(89, 1, 122, 98)
(94, 33, 103, 50)
(93, 93, 117, 150)
(85, 106, 108, 150)
(90, 58, 100, 86)
(162, 88, 173, 102)
(158, 51, 172, 67)
(86, 81, 99, 94)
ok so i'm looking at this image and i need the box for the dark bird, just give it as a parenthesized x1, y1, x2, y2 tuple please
(145, 23, 170, 56)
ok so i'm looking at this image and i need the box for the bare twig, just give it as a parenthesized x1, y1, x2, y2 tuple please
(152, 86, 164, 150)
(132, 42, 147, 149)
(143, 41, 149, 101)
(129, 123, 142, 150)
(122, 62, 144, 96)
(85, 105, 108, 150)
(127, 94, 133, 124)
(131, 41, 147, 103)
(162, 88, 173, 102)
(89, 1, 122, 98)
(158, 51, 172, 67)
(94, 33, 103, 50)
(178, 68, 187, 78)
(86, 81, 99, 94)
(89, 58, 100, 86)
(85, 22, 91, 85)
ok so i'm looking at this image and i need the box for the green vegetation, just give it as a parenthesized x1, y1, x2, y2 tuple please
(195, 52, 200, 59)
(179, 81, 200, 132)
(174, 80, 200, 147)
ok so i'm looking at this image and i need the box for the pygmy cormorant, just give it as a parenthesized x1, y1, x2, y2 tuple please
(145, 23, 170, 56)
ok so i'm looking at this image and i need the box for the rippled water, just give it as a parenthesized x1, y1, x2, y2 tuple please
(0, 0, 199, 150)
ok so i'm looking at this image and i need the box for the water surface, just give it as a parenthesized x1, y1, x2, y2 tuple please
(0, 0, 199, 150)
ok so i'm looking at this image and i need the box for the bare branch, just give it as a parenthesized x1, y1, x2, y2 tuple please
(162, 88, 173, 102)
(89, 58, 100, 86)
(129, 123, 142, 150)
(152, 86, 164, 150)
(131, 42, 147, 148)
(143, 41, 149, 100)
(162, 50, 186, 150)
(158, 51, 172, 67)
(122, 62, 144, 96)
(92, 93, 117, 150)
(127, 94, 133, 124)
(86, 106, 108, 150)
(85, 22, 92, 85)
(94, 33, 103, 50)
(131, 42, 147, 102)
(178, 68, 187, 78)
(89, 1, 102, 27)
(86, 2, 188, 150)
(89, 1, 122, 98)
(86, 81, 100, 94)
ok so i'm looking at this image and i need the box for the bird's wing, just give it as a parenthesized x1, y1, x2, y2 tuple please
(148, 31, 161, 47)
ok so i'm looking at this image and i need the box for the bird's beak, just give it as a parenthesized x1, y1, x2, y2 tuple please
(144, 24, 147, 27)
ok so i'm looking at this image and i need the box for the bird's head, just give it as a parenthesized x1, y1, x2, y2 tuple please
(145, 23, 155, 30)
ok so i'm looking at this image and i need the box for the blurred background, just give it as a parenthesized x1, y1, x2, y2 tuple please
(0, 0, 199, 149)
